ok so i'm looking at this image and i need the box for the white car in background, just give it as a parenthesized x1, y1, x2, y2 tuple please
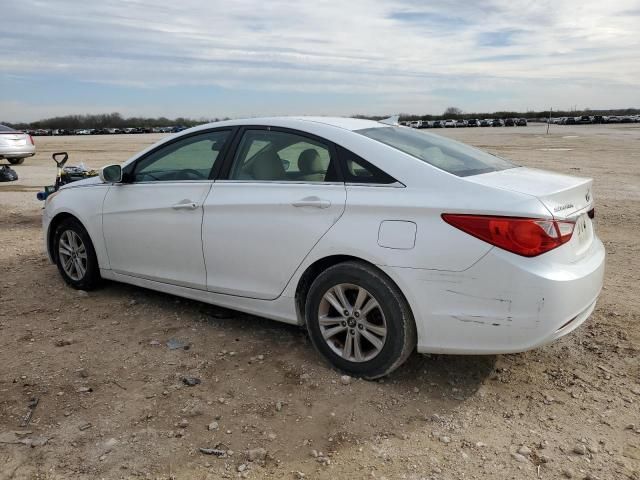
(42, 117, 605, 378)
(0, 124, 36, 164)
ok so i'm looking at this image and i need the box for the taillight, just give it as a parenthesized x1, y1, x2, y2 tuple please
(442, 214, 575, 257)
(29, 135, 34, 145)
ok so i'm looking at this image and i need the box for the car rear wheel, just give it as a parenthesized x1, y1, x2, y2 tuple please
(54, 218, 101, 290)
(7, 158, 24, 165)
(305, 261, 416, 379)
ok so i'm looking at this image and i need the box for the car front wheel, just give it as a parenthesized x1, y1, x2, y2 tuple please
(305, 261, 416, 379)
(54, 218, 101, 290)
(7, 158, 25, 165)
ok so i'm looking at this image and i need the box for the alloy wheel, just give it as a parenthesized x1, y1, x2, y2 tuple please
(58, 230, 88, 281)
(318, 283, 387, 362)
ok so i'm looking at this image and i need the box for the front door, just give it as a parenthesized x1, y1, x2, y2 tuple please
(102, 129, 231, 289)
(202, 128, 346, 299)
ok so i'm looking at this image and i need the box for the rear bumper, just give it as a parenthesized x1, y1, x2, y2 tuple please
(383, 237, 605, 354)
(0, 146, 36, 158)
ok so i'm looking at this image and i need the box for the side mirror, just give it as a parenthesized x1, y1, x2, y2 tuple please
(99, 164, 122, 183)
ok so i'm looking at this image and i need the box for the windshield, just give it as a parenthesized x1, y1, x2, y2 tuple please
(356, 126, 517, 177)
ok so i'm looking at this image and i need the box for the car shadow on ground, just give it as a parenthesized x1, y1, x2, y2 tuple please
(102, 279, 498, 400)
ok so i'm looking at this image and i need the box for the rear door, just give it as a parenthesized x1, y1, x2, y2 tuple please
(102, 129, 232, 289)
(202, 127, 346, 300)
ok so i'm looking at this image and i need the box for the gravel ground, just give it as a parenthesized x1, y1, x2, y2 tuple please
(1, 123, 639, 480)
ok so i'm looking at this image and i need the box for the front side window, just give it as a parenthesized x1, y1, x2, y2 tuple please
(356, 126, 516, 177)
(229, 130, 336, 182)
(132, 130, 230, 182)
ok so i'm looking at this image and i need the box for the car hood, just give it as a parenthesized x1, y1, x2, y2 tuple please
(60, 176, 104, 190)
(467, 167, 593, 219)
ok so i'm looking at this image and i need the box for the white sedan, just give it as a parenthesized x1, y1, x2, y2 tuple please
(0, 124, 36, 164)
(42, 117, 605, 378)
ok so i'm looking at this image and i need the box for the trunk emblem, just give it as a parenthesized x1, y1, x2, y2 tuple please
(554, 203, 574, 213)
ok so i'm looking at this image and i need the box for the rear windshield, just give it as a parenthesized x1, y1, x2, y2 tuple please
(0, 124, 16, 132)
(356, 126, 516, 177)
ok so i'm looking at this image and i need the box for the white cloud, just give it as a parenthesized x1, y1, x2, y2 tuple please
(1, 0, 639, 119)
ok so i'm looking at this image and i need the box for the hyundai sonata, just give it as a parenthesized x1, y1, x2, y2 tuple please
(42, 117, 605, 378)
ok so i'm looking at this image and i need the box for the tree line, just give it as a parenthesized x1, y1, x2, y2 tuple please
(4, 107, 639, 130)
(2, 112, 228, 130)
(391, 107, 640, 122)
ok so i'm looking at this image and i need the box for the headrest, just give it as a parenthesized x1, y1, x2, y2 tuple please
(298, 149, 324, 174)
(251, 150, 286, 180)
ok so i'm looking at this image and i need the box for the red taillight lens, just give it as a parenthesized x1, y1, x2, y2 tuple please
(442, 214, 575, 257)
(29, 135, 34, 145)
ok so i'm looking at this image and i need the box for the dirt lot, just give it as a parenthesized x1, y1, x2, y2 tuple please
(1, 124, 639, 480)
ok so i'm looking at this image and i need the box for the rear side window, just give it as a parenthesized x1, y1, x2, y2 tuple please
(337, 146, 397, 185)
(0, 124, 16, 132)
(229, 129, 338, 182)
(356, 126, 516, 177)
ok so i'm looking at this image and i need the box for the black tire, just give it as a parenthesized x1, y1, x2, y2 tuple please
(305, 261, 416, 379)
(53, 218, 102, 290)
(7, 157, 25, 165)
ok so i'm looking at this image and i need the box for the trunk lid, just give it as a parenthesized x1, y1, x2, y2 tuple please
(0, 132, 28, 146)
(467, 167, 593, 219)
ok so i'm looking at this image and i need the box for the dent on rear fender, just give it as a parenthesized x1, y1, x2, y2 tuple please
(447, 288, 513, 326)
(418, 269, 545, 328)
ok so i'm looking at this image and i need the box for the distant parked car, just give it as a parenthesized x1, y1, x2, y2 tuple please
(504, 118, 516, 127)
(592, 116, 607, 124)
(455, 120, 467, 128)
(577, 115, 592, 125)
(620, 116, 633, 124)
(444, 119, 456, 128)
(432, 120, 445, 128)
(480, 119, 492, 127)
(466, 119, 479, 127)
(565, 117, 577, 125)
(492, 119, 504, 127)
(0, 124, 36, 164)
(516, 118, 528, 126)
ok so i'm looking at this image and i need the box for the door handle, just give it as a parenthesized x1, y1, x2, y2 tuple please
(292, 196, 331, 209)
(172, 201, 198, 210)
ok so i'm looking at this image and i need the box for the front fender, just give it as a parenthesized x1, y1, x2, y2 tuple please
(44, 185, 111, 269)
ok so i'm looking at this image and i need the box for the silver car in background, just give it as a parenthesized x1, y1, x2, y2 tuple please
(0, 124, 36, 164)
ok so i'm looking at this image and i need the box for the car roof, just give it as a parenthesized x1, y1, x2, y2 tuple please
(188, 116, 385, 133)
(122, 116, 389, 168)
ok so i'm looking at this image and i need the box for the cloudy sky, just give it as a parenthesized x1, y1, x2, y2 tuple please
(1, 0, 639, 121)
